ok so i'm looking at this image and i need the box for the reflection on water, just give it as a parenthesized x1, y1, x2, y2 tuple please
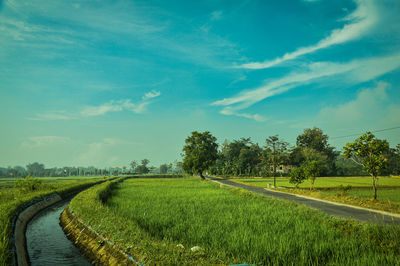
(26, 200, 92, 266)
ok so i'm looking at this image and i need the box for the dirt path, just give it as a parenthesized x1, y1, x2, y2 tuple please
(208, 177, 400, 225)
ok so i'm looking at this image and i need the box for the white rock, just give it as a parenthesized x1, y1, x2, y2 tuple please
(190, 246, 203, 252)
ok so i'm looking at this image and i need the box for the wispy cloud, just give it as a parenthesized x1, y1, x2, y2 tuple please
(213, 51, 400, 118)
(81, 90, 161, 117)
(238, 0, 377, 69)
(220, 108, 267, 122)
(22, 136, 70, 148)
(0, 1, 240, 69)
(210, 11, 223, 21)
(143, 90, 161, 99)
(313, 82, 400, 147)
(27, 111, 76, 121)
(316, 81, 389, 127)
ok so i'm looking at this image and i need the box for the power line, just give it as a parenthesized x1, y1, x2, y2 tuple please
(331, 126, 400, 140)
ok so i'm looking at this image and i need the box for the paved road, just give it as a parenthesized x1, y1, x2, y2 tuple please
(207, 177, 400, 225)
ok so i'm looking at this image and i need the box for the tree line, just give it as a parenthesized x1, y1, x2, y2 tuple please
(129, 159, 183, 175)
(182, 127, 400, 179)
(0, 163, 125, 178)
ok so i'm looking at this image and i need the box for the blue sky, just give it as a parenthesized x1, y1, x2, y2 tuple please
(1, 0, 399, 168)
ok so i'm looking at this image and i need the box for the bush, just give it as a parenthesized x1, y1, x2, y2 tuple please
(15, 176, 43, 192)
(289, 167, 306, 188)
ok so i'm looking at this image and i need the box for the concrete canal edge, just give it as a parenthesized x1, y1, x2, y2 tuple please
(60, 206, 138, 265)
(12, 180, 107, 266)
(13, 194, 63, 266)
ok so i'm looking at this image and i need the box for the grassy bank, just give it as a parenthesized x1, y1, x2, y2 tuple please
(234, 176, 400, 213)
(234, 176, 400, 189)
(70, 177, 400, 265)
(0, 176, 108, 265)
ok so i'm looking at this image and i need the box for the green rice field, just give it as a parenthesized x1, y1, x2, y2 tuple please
(0, 175, 105, 188)
(70, 177, 400, 265)
(234, 176, 400, 189)
(234, 176, 400, 213)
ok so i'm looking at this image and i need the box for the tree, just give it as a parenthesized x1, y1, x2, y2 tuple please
(289, 166, 306, 188)
(294, 127, 337, 175)
(160, 164, 168, 174)
(343, 132, 389, 200)
(141, 159, 150, 167)
(301, 148, 328, 190)
(265, 135, 289, 187)
(384, 145, 400, 176)
(26, 162, 45, 177)
(130, 161, 137, 174)
(136, 159, 150, 174)
(182, 131, 218, 179)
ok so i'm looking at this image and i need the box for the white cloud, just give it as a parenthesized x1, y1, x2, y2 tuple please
(316, 81, 388, 127)
(220, 108, 267, 122)
(213, 51, 400, 118)
(81, 90, 161, 117)
(143, 90, 161, 99)
(238, 0, 377, 69)
(27, 111, 76, 121)
(314, 82, 400, 147)
(81, 100, 124, 116)
(22, 136, 70, 148)
(1, 1, 240, 69)
(210, 11, 223, 21)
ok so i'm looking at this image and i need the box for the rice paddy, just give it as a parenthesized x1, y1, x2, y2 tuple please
(69, 177, 400, 265)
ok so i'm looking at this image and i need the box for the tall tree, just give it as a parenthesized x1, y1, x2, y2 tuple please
(343, 132, 389, 200)
(182, 131, 218, 179)
(294, 127, 337, 175)
(265, 135, 289, 187)
(301, 148, 328, 190)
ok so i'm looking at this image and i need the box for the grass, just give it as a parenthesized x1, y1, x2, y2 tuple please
(0, 176, 108, 266)
(0, 176, 104, 188)
(233, 176, 400, 214)
(234, 176, 400, 189)
(70, 177, 400, 265)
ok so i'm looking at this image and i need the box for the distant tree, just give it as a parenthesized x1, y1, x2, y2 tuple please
(289, 166, 306, 188)
(173, 161, 183, 174)
(335, 156, 366, 176)
(148, 166, 156, 173)
(141, 159, 150, 167)
(265, 135, 289, 187)
(182, 131, 218, 179)
(343, 132, 389, 200)
(301, 148, 328, 190)
(160, 164, 168, 174)
(130, 161, 137, 173)
(26, 162, 45, 177)
(384, 145, 400, 176)
(136, 159, 150, 174)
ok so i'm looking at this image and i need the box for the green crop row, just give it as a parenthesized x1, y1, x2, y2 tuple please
(70, 177, 400, 265)
(234, 176, 400, 189)
(0, 177, 110, 266)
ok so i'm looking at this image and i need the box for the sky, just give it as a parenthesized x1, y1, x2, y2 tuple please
(1, 0, 399, 168)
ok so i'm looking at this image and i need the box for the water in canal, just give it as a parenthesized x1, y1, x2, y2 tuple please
(26, 200, 92, 266)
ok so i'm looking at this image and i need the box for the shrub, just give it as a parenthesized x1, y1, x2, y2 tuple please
(15, 176, 43, 192)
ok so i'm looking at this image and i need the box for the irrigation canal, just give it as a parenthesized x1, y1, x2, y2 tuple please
(208, 177, 400, 225)
(26, 199, 91, 266)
